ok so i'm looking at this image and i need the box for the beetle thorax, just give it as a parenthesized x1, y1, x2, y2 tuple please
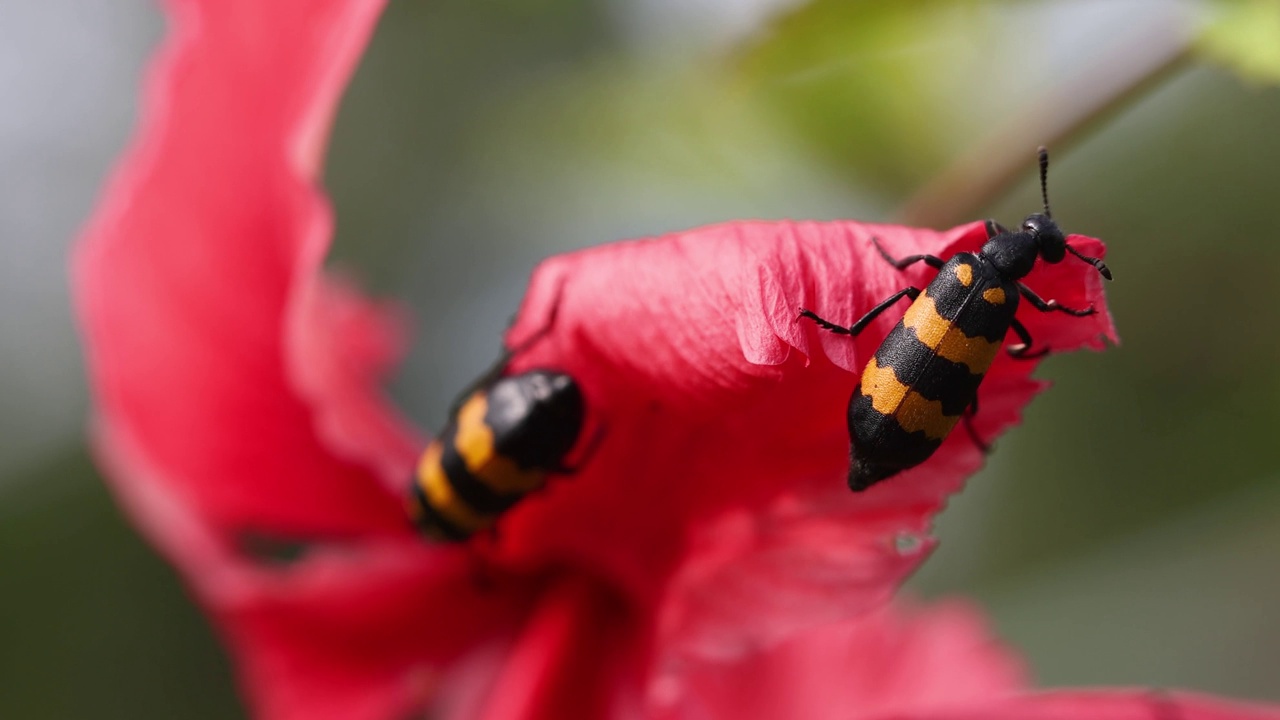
(980, 231, 1039, 280)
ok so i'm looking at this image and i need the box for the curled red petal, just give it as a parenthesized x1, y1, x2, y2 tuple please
(285, 272, 423, 488)
(71, 1, 485, 715)
(72, 0, 413, 536)
(495, 218, 1114, 660)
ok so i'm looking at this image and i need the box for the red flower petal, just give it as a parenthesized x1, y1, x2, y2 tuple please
(648, 599, 1026, 719)
(73, 0, 414, 537)
(470, 577, 645, 720)
(285, 272, 422, 486)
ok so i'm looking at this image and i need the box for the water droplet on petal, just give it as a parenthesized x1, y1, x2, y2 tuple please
(894, 531, 925, 556)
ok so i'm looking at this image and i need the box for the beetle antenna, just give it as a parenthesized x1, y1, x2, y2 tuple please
(1037, 146, 1052, 219)
(1037, 146, 1109, 279)
(1067, 244, 1113, 280)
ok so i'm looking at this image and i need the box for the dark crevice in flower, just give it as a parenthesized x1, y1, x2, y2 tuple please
(235, 530, 317, 567)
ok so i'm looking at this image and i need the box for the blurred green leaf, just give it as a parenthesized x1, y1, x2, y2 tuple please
(732, 0, 995, 193)
(0, 448, 239, 719)
(944, 480, 1280, 698)
(1200, 0, 1280, 84)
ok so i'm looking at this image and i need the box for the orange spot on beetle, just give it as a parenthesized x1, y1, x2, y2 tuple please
(903, 292, 1001, 371)
(454, 393, 548, 494)
(860, 358, 959, 440)
(417, 441, 489, 533)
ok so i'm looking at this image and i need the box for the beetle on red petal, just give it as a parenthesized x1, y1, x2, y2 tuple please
(800, 148, 1112, 491)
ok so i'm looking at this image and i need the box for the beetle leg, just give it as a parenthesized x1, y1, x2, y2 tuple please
(871, 236, 946, 271)
(984, 219, 1009, 238)
(1017, 282, 1095, 317)
(962, 397, 990, 454)
(1007, 317, 1050, 360)
(800, 287, 921, 337)
(554, 422, 607, 475)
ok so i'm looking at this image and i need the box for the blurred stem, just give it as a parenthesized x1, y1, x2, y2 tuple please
(897, 20, 1196, 228)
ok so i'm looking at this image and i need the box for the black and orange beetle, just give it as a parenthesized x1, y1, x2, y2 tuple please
(800, 147, 1111, 491)
(407, 296, 594, 540)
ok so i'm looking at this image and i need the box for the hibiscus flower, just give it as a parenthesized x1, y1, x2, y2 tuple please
(71, 1, 1280, 720)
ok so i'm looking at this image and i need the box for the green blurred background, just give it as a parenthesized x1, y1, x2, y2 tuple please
(3, 0, 1279, 716)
